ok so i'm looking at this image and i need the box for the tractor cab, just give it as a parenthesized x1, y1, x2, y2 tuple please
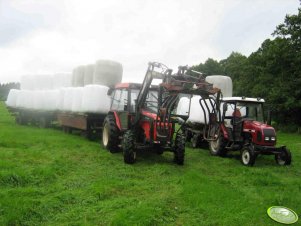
(221, 97, 265, 143)
(109, 83, 159, 131)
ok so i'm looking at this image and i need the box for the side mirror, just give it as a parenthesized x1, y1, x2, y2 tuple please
(266, 110, 272, 125)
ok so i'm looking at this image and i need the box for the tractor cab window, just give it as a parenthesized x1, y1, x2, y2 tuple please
(237, 102, 264, 122)
(130, 89, 158, 113)
(111, 89, 128, 111)
(223, 101, 264, 122)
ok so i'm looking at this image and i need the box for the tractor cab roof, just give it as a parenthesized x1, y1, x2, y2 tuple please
(222, 97, 265, 103)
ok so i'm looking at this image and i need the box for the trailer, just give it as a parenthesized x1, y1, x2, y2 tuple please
(8, 107, 57, 128)
(57, 112, 106, 140)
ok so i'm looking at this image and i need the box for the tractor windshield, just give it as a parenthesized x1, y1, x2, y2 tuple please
(224, 101, 264, 122)
(130, 89, 158, 113)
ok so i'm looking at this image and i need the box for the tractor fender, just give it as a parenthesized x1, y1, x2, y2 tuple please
(220, 124, 229, 140)
(107, 111, 122, 131)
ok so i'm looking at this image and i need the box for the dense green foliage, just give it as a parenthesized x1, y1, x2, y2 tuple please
(0, 102, 301, 225)
(192, 9, 301, 130)
(0, 83, 20, 101)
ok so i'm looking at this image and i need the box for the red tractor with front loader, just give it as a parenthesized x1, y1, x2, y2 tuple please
(199, 96, 292, 166)
(102, 62, 218, 164)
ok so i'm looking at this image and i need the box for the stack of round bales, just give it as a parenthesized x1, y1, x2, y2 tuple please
(6, 59, 123, 114)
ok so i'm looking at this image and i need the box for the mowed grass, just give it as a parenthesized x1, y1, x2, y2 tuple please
(0, 102, 300, 226)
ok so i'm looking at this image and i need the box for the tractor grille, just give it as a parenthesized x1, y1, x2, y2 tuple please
(263, 128, 276, 143)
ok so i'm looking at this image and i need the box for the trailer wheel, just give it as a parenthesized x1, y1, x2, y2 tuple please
(123, 130, 136, 164)
(191, 134, 199, 148)
(209, 135, 226, 156)
(275, 147, 291, 165)
(102, 115, 120, 153)
(174, 133, 185, 165)
(241, 146, 256, 166)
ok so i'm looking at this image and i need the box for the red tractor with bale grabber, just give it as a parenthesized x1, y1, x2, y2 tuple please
(102, 62, 219, 164)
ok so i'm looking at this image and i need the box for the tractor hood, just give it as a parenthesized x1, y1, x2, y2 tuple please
(243, 120, 277, 146)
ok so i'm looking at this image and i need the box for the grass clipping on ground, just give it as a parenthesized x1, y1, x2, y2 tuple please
(0, 102, 300, 225)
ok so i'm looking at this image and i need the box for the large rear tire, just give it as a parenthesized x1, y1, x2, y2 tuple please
(275, 147, 291, 166)
(241, 145, 256, 166)
(102, 115, 120, 153)
(123, 130, 136, 164)
(209, 134, 226, 156)
(174, 133, 185, 165)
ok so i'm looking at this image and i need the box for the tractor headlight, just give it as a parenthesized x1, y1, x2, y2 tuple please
(271, 137, 276, 141)
(265, 137, 269, 141)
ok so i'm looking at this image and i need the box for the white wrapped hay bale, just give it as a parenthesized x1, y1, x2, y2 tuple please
(187, 96, 213, 124)
(71, 87, 84, 112)
(176, 96, 190, 116)
(83, 64, 95, 86)
(43, 90, 60, 111)
(81, 85, 111, 113)
(16, 90, 34, 109)
(32, 90, 45, 110)
(72, 66, 85, 87)
(6, 89, 20, 108)
(93, 60, 123, 87)
(205, 75, 233, 97)
(58, 88, 67, 111)
(20, 75, 34, 90)
(53, 73, 72, 89)
(62, 87, 75, 112)
(33, 74, 54, 90)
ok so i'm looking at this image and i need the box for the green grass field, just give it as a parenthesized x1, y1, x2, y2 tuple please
(0, 102, 300, 226)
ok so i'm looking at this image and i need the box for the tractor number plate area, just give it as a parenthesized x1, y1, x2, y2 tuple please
(267, 206, 298, 224)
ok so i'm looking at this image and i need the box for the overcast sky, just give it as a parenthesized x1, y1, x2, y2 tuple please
(0, 0, 299, 83)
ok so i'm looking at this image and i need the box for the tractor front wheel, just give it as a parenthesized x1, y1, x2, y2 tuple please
(275, 147, 291, 166)
(174, 133, 185, 165)
(240, 145, 256, 166)
(102, 115, 120, 153)
(123, 130, 136, 164)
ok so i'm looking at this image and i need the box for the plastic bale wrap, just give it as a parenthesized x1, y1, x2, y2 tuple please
(43, 90, 60, 111)
(187, 96, 213, 124)
(83, 64, 95, 86)
(16, 90, 34, 109)
(176, 97, 190, 116)
(6, 89, 20, 108)
(32, 91, 45, 110)
(63, 87, 75, 112)
(205, 75, 233, 97)
(72, 66, 85, 87)
(93, 60, 123, 87)
(81, 85, 111, 114)
(53, 73, 72, 89)
(71, 87, 84, 112)
(33, 74, 54, 90)
(20, 75, 34, 90)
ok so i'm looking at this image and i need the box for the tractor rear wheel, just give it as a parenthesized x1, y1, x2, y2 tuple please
(241, 145, 256, 166)
(102, 115, 120, 153)
(275, 147, 291, 165)
(123, 130, 136, 164)
(209, 134, 226, 156)
(174, 133, 185, 165)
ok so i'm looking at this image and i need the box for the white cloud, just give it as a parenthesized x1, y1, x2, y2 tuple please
(0, 0, 299, 83)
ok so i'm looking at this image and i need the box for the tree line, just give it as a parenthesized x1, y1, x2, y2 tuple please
(0, 83, 20, 101)
(192, 8, 301, 131)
